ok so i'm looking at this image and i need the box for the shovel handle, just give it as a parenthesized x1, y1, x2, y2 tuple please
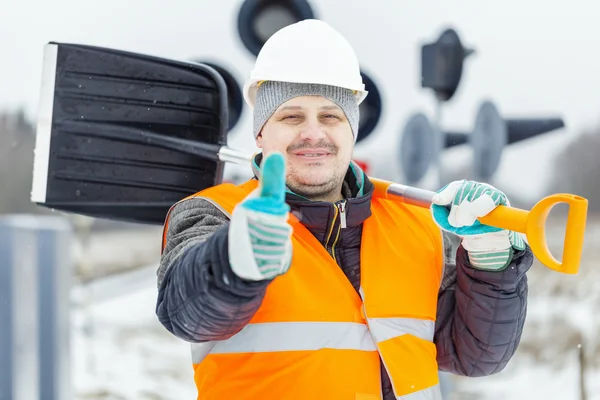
(217, 150, 589, 275)
(370, 178, 588, 274)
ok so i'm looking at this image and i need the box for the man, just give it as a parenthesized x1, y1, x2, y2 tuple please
(156, 19, 533, 399)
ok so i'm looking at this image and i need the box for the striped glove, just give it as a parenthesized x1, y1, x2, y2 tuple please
(430, 180, 526, 271)
(228, 152, 293, 281)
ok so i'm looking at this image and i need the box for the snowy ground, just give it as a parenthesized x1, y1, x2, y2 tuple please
(451, 291, 600, 399)
(70, 216, 600, 399)
(71, 268, 198, 400)
(453, 215, 600, 399)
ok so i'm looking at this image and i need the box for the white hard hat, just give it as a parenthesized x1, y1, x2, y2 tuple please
(243, 19, 368, 109)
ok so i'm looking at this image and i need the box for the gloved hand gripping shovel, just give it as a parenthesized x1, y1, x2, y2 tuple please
(30, 42, 588, 274)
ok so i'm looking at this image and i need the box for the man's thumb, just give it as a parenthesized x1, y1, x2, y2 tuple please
(259, 152, 286, 203)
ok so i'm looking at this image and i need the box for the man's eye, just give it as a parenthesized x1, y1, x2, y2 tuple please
(324, 114, 340, 120)
(282, 115, 300, 120)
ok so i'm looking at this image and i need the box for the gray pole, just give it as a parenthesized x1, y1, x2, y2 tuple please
(434, 98, 444, 189)
(0, 215, 72, 400)
(37, 217, 72, 400)
(579, 343, 587, 400)
(0, 216, 39, 400)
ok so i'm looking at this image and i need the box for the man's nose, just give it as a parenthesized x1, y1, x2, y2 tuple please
(299, 119, 327, 141)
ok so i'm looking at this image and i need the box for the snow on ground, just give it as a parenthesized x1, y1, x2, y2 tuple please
(71, 269, 198, 400)
(451, 216, 600, 399)
(451, 292, 600, 399)
(453, 355, 598, 400)
(71, 281, 600, 400)
(71, 217, 600, 399)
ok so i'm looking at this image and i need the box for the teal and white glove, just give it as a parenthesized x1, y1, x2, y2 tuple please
(431, 180, 526, 271)
(228, 152, 293, 281)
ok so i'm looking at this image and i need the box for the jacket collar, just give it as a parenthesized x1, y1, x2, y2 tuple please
(251, 153, 374, 228)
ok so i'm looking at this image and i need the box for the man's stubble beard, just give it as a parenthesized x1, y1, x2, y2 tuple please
(283, 139, 349, 201)
(285, 163, 346, 200)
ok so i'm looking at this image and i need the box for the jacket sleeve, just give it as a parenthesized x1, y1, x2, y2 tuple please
(156, 197, 271, 343)
(433, 232, 534, 377)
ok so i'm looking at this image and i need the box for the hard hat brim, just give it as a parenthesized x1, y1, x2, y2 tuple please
(243, 78, 368, 109)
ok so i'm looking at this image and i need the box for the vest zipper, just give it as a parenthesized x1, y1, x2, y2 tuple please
(324, 204, 338, 248)
(328, 201, 346, 261)
(330, 222, 341, 260)
(339, 201, 347, 229)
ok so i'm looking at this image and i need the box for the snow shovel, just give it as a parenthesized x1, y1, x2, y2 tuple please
(30, 42, 588, 275)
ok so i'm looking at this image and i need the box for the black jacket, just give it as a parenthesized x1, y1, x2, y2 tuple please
(156, 158, 533, 398)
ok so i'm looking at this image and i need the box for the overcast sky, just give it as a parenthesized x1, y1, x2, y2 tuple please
(2, 0, 599, 198)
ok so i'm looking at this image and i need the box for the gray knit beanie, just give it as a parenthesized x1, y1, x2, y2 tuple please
(253, 81, 360, 141)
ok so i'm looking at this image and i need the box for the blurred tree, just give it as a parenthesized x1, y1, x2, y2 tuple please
(0, 109, 51, 215)
(546, 126, 600, 213)
(0, 110, 178, 230)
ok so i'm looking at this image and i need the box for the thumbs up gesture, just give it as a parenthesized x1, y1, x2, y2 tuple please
(228, 152, 294, 281)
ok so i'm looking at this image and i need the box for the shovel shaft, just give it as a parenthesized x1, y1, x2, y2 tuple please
(370, 178, 435, 208)
(219, 148, 587, 275)
(218, 147, 254, 164)
(370, 177, 587, 275)
(371, 177, 529, 231)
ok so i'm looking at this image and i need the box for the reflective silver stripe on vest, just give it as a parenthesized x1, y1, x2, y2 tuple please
(366, 318, 437, 399)
(191, 322, 377, 363)
(397, 384, 443, 400)
(367, 317, 435, 343)
(191, 341, 218, 364)
(358, 288, 439, 399)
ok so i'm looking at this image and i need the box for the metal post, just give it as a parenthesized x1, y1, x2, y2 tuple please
(0, 215, 72, 400)
(434, 98, 445, 189)
(0, 216, 39, 400)
(439, 371, 454, 399)
(579, 343, 587, 400)
(38, 217, 72, 400)
(71, 215, 96, 375)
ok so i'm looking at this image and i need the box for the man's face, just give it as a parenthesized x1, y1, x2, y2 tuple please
(256, 95, 355, 200)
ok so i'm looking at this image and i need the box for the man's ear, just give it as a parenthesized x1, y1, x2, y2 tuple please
(255, 131, 263, 148)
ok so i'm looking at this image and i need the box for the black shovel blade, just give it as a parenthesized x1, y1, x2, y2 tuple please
(31, 42, 228, 225)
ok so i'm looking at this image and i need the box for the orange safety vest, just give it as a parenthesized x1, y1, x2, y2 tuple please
(162, 179, 444, 400)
